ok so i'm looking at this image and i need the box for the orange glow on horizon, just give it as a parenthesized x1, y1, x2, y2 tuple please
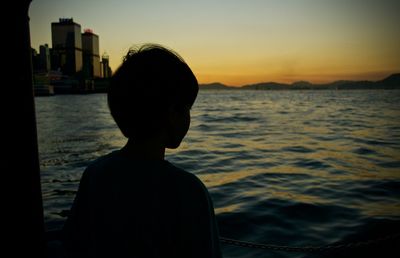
(29, 0, 400, 87)
(195, 70, 399, 87)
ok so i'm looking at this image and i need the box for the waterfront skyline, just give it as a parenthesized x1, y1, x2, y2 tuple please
(29, 0, 400, 86)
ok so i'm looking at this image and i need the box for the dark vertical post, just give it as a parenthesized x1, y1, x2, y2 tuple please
(7, 0, 46, 256)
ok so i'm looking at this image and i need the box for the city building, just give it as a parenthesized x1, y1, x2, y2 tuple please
(32, 46, 54, 96)
(51, 18, 83, 76)
(31, 44, 51, 72)
(82, 29, 101, 78)
(31, 48, 40, 71)
(100, 52, 112, 78)
(39, 44, 51, 72)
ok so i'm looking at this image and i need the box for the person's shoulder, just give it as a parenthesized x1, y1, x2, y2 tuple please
(165, 162, 200, 182)
(84, 150, 123, 174)
(165, 162, 209, 195)
(165, 162, 215, 214)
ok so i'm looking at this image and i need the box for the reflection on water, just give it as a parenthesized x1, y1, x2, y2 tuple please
(36, 90, 400, 258)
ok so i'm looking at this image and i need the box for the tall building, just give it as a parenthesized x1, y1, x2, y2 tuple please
(82, 29, 101, 78)
(51, 18, 83, 76)
(39, 44, 51, 72)
(31, 48, 40, 71)
(100, 52, 112, 78)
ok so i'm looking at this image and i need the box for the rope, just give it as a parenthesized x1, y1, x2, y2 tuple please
(45, 229, 400, 253)
(219, 233, 400, 253)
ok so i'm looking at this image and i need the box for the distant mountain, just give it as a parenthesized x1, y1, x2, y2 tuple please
(324, 80, 376, 90)
(242, 82, 290, 90)
(320, 74, 400, 90)
(199, 82, 235, 90)
(291, 81, 313, 88)
(375, 73, 400, 89)
(198, 74, 400, 90)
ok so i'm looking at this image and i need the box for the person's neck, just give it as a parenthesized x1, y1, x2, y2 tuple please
(122, 137, 166, 161)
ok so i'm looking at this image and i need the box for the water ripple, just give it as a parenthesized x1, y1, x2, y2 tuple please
(36, 90, 400, 257)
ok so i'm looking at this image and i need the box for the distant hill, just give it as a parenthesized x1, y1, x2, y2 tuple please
(292, 81, 314, 88)
(199, 82, 236, 90)
(242, 82, 290, 90)
(319, 74, 400, 90)
(199, 74, 400, 90)
(375, 73, 400, 89)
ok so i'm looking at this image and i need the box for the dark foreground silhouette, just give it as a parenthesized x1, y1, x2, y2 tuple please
(62, 44, 222, 258)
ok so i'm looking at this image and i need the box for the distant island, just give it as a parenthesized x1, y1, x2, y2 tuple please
(199, 73, 400, 90)
(33, 73, 400, 97)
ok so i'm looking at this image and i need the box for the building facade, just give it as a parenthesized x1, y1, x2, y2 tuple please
(100, 52, 112, 78)
(82, 29, 101, 78)
(51, 18, 83, 76)
(39, 44, 51, 72)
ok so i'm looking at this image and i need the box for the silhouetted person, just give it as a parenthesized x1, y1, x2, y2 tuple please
(63, 44, 222, 258)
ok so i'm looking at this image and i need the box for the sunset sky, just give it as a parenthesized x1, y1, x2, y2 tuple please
(29, 0, 400, 86)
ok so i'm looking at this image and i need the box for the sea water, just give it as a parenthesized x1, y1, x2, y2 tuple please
(36, 90, 400, 258)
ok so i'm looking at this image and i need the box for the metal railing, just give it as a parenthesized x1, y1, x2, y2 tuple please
(220, 233, 400, 253)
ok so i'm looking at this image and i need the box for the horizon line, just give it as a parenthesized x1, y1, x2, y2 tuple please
(199, 72, 400, 88)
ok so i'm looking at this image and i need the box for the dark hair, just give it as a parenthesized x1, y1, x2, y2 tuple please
(108, 44, 198, 138)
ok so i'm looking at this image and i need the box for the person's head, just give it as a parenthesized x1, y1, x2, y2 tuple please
(108, 44, 198, 149)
